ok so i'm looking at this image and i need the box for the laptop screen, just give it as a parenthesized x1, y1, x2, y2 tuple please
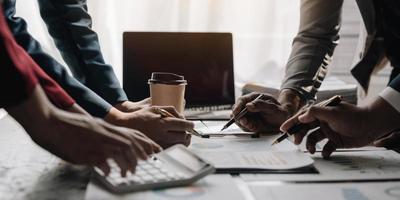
(123, 32, 235, 107)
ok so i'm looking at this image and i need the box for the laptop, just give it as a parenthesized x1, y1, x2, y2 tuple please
(123, 32, 235, 120)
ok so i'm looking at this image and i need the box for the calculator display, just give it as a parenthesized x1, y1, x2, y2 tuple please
(166, 148, 206, 171)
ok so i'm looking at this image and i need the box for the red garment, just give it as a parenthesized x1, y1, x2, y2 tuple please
(0, 6, 74, 109)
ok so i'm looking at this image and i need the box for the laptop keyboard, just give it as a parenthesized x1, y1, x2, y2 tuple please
(186, 105, 232, 112)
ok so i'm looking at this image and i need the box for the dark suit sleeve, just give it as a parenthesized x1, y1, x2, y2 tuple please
(389, 74, 400, 93)
(3, 0, 112, 117)
(37, 0, 128, 106)
(281, 0, 343, 101)
(0, 6, 74, 109)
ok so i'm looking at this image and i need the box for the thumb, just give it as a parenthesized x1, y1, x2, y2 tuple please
(298, 106, 334, 124)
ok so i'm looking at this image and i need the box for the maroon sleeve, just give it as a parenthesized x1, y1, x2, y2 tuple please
(0, 6, 75, 109)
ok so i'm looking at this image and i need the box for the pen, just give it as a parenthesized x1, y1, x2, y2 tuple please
(155, 108, 202, 136)
(271, 95, 342, 146)
(220, 94, 264, 131)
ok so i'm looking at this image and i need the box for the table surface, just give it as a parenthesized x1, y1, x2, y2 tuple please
(0, 116, 89, 200)
(2, 114, 399, 200)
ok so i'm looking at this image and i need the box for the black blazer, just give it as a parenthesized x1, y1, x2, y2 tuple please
(3, 0, 128, 117)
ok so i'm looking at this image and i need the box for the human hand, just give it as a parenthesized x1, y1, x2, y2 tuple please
(232, 92, 290, 133)
(41, 111, 161, 177)
(107, 106, 194, 148)
(280, 102, 379, 159)
(115, 98, 151, 113)
(374, 130, 400, 149)
(6, 86, 161, 177)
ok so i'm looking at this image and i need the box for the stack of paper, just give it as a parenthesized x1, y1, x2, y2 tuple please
(193, 121, 258, 138)
(249, 181, 400, 200)
(241, 150, 400, 182)
(239, 76, 358, 104)
(189, 135, 315, 173)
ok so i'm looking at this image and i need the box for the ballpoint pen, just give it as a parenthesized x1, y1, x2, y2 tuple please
(155, 108, 202, 136)
(271, 95, 343, 146)
(220, 94, 264, 131)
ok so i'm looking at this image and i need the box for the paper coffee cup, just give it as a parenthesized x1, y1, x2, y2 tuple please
(148, 72, 187, 113)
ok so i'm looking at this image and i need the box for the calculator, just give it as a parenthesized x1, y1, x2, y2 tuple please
(93, 144, 215, 193)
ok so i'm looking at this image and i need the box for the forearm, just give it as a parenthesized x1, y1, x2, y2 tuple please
(281, 0, 342, 101)
(3, 3, 113, 118)
(6, 86, 56, 139)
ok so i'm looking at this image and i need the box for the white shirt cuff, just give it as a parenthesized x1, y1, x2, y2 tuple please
(379, 87, 400, 113)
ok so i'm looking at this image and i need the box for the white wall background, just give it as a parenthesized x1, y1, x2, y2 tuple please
(15, 0, 300, 86)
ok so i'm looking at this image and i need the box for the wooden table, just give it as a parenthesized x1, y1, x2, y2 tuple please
(0, 115, 89, 200)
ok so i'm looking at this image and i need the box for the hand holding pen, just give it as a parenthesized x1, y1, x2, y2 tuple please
(224, 93, 290, 132)
(272, 95, 342, 145)
(154, 107, 202, 137)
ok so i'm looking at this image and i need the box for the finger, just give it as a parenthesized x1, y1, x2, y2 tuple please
(100, 132, 132, 148)
(293, 128, 309, 145)
(120, 129, 150, 159)
(236, 117, 259, 132)
(164, 131, 191, 146)
(101, 145, 133, 175)
(259, 93, 280, 104)
(128, 136, 149, 160)
(132, 133, 162, 154)
(152, 140, 163, 153)
(322, 140, 337, 159)
(162, 118, 195, 131)
(305, 128, 326, 154)
(373, 133, 393, 147)
(123, 148, 138, 174)
(132, 136, 155, 157)
(280, 114, 301, 132)
(139, 137, 162, 153)
(232, 93, 262, 115)
(103, 125, 149, 160)
(108, 121, 160, 155)
(235, 120, 252, 132)
(140, 98, 151, 105)
(158, 106, 183, 118)
(113, 153, 130, 177)
(246, 100, 280, 114)
(125, 130, 161, 152)
(374, 132, 400, 148)
(183, 134, 191, 146)
(298, 106, 335, 124)
(96, 162, 111, 176)
(319, 122, 344, 148)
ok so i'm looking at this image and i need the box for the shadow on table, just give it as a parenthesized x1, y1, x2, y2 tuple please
(24, 163, 91, 200)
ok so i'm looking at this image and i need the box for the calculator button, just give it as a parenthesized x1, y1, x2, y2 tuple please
(113, 177, 128, 185)
(154, 175, 169, 181)
(176, 172, 188, 179)
(106, 177, 117, 185)
(128, 176, 143, 184)
(108, 172, 121, 178)
(141, 175, 153, 182)
(153, 163, 163, 168)
(160, 168, 169, 173)
(110, 167, 120, 172)
(135, 170, 146, 176)
(141, 164, 153, 170)
(147, 169, 159, 174)
(166, 172, 176, 177)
